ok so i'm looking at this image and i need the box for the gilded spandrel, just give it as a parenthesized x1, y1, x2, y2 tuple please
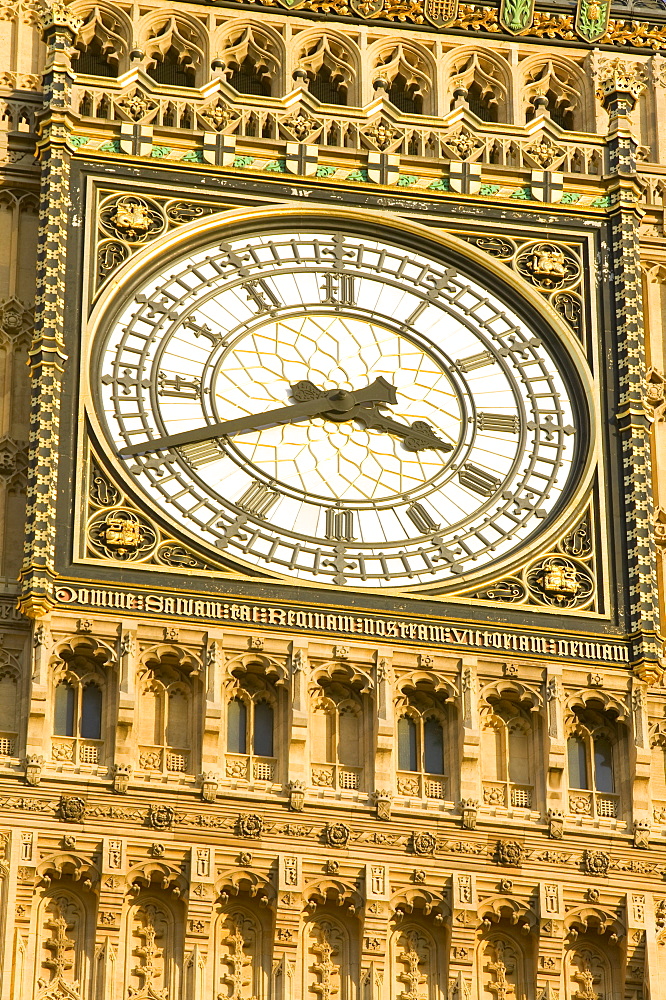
(0, 0, 665, 997)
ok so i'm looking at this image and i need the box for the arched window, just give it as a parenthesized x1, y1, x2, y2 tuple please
(228, 57, 270, 96)
(567, 714, 619, 819)
(148, 48, 195, 87)
(53, 679, 104, 765)
(467, 80, 498, 122)
(481, 704, 534, 810)
(226, 692, 276, 782)
(309, 66, 346, 106)
(0, 668, 19, 757)
(74, 39, 117, 77)
(137, 654, 196, 775)
(387, 76, 422, 115)
(396, 701, 448, 800)
(311, 683, 363, 791)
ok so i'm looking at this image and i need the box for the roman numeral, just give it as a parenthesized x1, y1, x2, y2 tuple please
(180, 439, 223, 467)
(406, 502, 440, 534)
(477, 412, 519, 434)
(322, 273, 356, 306)
(456, 350, 495, 372)
(182, 317, 225, 348)
(237, 481, 279, 518)
(157, 373, 201, 399)
(326, 508, 355, 541)
(458, 463, 502, 497)
(244, 279, 281, 314)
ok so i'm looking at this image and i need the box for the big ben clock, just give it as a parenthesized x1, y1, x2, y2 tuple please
(88, 209, 594, 593)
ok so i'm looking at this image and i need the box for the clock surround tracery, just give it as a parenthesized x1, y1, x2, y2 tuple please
(84, 204, 594, 591)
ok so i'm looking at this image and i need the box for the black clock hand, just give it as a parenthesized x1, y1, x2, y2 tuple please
(118, 376, 398, 456)
(354, 407, 454, 453)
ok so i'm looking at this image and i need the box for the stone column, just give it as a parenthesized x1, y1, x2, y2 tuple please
(536, 880, 565, 998)
(448, 871, 477, 996)
(185, 845, 215, 999)
(361, 863, 390, 1000)
(93, 836, 129, 1000)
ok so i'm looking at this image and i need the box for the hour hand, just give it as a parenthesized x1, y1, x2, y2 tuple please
(118, 377, 398, 456)
(356, 408, 453, 453)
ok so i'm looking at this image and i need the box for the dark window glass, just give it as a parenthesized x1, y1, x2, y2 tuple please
(229, 58, 269, 96)
(227, 698, 247, 754)
(594, 738, 614, 794)
(254, 701, 274, 757)
(387, 83, 421, 115)
(397, 716, 417, 772)
(567, 735, 588, 789)
(75, 41, 116, 77)
(424, 718, 444, 775)
(54, 682, 75, 737)
(310, 66, 346, 106)
(467, 82, 497, 123)
(80, 684, 103, 740)
(148, 50, 195, 88)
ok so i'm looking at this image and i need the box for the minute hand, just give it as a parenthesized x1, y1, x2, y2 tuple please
(119, 377, 397, 456)
(356, 408, 453, 453)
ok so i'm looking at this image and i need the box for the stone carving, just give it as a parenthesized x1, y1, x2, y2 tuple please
(372, 789, 392, 821)
(113, 764, 132, 794)
(117, 89, 157, 121)
(582, 850, 610, 877)
(461, 799, 478, 830)
(288, 780, 306, 812)
(547, 810, 564, 840)
(444, 126, 483, 160)
(201, 772, 219, 802)
(634, 820, 651, 849)
(411, 831, 437, 855)
(496, 840, 523, 866)
(25, 753, 44, 786)
(148, 804, 174, 831)
(236, 813, 263, 838)
(324, 822, 351, 848)
(88, 509, 157, 561)
(526, 556, 594, 609)
(58, 796, 86, 823)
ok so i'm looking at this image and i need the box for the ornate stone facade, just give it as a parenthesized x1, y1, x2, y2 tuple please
(1, 0, 666, 996)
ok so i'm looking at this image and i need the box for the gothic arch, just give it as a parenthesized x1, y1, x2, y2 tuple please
(69, 3, 132, 75)
(565, 689, 628, 722)
(294, 30, 360, 106)
(37, 854, 99, 891)
(444, 48, 511, 122)
(396, 670, 457, 701)
(216, 869, 276, 907)
(123, 893, 183, 999)
(476, 928, 532, 1000)
(480, 678, 543, 711)
(519, 55, 590, 131)
(389, 917, 443, 1000)
(301, 909, 359, 1000)
(214, 901, 272, 1000)
(225, 651, 289, 687)
(564, 905, 624, 940)
(368, 39, 435, 114)
(126, 862, 188, 899)
(304, 878, 362, 913)
(34, 889, 92, 1000)
(216, 21, 283, 96)
(137, 11, 207, 87)
(478, 895, 536, 933)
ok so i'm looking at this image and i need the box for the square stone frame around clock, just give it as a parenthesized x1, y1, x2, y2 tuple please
(60, 161, 621, 634)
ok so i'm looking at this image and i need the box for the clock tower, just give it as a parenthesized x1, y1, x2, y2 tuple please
(0, 0, 666, 996)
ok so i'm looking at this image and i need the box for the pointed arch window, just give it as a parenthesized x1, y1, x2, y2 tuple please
(228, 56, 271, 96)
(226, 690, 276, 783)
(309, 65, 346, 106)
(311, 685, 363, 791)
(567, 723, 618, 819)
(387, 76, 422, 115)
(137, 661, 195, 775)
(148, 48, 196, 87)
(467, 81, 498, 123)
(396, 706, 447, 800)
(0, 668, 19, 757)
(53, 679, 104, 765)
(74, 39, 117, 77)
(481, 705, 534, 810)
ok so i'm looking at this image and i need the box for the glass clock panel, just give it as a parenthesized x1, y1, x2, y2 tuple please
(95, 228, 582, 589)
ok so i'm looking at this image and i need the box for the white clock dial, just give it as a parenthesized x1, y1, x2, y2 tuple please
(94, 226, 583, 590)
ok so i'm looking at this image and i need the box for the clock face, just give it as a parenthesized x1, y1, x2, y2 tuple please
(94, 225, 585, 591)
